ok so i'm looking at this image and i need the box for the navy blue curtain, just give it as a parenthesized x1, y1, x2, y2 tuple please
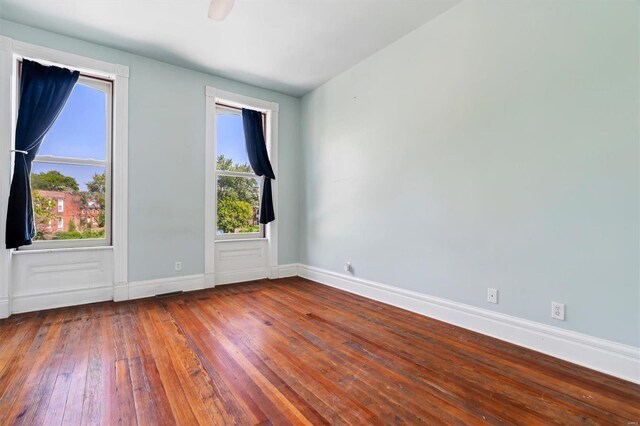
(5, 59, 79, 249)
(242, 108, 275, 224)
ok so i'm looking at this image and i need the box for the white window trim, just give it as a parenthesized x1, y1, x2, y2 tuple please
(205, 86, 279, 286)
(0, 37, 129, 315)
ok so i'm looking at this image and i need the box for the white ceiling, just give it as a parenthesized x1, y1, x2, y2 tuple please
(0, 0, 461, 97)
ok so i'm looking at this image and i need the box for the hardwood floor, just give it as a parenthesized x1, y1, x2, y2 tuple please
(0, 277, 638, 425)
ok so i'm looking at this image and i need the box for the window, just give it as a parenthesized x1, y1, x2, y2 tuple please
(215, 104, 263, 239)
(28, 71, 112, 246)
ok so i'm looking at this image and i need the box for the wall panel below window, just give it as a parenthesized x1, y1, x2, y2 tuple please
(214, 239, 268, 285)
(11, 248, 114, 313)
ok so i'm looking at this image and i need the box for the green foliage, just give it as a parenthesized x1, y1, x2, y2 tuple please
(217, 198, 253, 233)
(68, 219, 76, 232)
(32, 190, 57, 221)
(85, 173, 106, 228)
(53, 228, 105, 240)
(217, 155, 253, 173)
(53, 231, 82, 240)
(216, 155, 260, 234)
(86, 172, 105, 194)
(32, 190, 59, 237)
(217, 175, 259, 205)
(31, 170, 79, 191)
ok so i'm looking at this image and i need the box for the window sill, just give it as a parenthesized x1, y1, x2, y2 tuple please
(12, 245, 114, 255)
(215, 237, 267, 243)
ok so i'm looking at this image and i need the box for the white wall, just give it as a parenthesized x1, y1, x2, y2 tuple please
(300, 0, 639, 347)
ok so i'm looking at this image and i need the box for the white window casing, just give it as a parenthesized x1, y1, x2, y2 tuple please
(205, 86, 279, 286)
(0, 37, 129, 316)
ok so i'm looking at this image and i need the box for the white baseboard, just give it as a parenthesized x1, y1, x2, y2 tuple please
(276, 263, 299, 278)
(3, 264, 294, 314)
(127, 274, 205, 300)
(0, 297, 9, 318)
(297, 264, 640, 384)
(215, 267, 268, 286)
(11, 285, 113, 314)
(113, 281, 129, 302)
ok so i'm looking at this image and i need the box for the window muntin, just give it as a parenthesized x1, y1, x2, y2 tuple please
(28, 74, 112, 247)
(215, 105, 264, 239)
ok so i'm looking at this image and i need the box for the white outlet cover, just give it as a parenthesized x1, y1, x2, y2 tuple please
(551, 302, 565, 320)
(487, 288, 498, 304)
(175, 261, 182, 271)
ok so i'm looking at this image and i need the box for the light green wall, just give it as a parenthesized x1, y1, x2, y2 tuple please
(300, 1, 639, 346)
(0, 18, 301, 282)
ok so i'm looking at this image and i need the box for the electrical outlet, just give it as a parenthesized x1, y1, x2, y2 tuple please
(344, 262, 352, 273)
(551, 302, 565, 320)
(175, 261, 182, 272)
(487, 288, 498, 304)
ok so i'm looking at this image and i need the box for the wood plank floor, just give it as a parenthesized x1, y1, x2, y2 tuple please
(0, 277, 638, 425)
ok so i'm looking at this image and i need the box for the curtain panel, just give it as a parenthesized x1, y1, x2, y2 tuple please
(5, 59, 79, 249)
(241, 108, 275, 224)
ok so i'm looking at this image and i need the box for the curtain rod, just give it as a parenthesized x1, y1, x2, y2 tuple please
(215, 102, 266, 117)
(215, 102, 243, 111)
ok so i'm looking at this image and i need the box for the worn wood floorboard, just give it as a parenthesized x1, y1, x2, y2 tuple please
(0, 277, 638, 425)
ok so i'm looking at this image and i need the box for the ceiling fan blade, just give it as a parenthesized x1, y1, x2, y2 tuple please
(208, 0, 235, 21)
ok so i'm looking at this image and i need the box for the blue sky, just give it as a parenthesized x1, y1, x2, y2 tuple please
(217, 113, 250, 166)
(40, 84, 106, 160)
(34, 83, 106, 191)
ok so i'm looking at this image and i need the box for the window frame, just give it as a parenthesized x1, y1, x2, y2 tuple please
(19, 67, 114, 249)
(204, 86, 279, 284)
(1, 37, 130, 310)
(214, 103, 265, 241)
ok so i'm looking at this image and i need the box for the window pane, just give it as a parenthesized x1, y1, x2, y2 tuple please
(216, 112, 252, 172)
(37, 82, 107, 160)
(216, 175, 260, 235)
(31, 163, 107, 241)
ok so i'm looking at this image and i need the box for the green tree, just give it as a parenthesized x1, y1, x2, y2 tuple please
(68, 219, 76, 232)
(86, 172, 105, 194)
(216, 155, 259, 204)
(32, 190, 56, 219)
(32, 190, 57, 237)
(217, 198, 253, 233)
(216, 155, 259, 234)
(217, 155, 253, 173)
(83, 172, 106, 228)
(31, 170, 79, 191)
